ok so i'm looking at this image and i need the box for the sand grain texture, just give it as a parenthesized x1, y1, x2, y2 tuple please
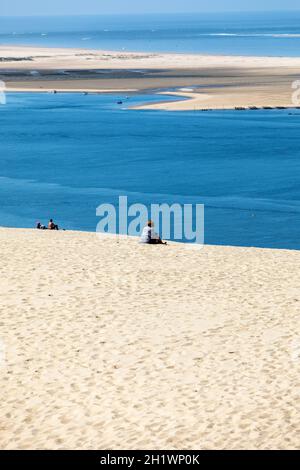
(0, 228, 300, 449)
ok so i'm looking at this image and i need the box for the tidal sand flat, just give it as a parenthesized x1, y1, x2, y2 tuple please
(0, 228, 300, 449)
(1, 46, 300, 110)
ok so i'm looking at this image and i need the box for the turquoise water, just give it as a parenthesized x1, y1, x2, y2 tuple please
(1, 12, 300, 56)
(0, 92, 300, 249)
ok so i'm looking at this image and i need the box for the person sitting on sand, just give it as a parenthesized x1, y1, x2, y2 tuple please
(140, 220, 167, 245)
(36, 221, 46, 230)
(48, 219, 59, 230)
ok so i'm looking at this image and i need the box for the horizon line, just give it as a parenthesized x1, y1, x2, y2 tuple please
(1, 9, 300, 18)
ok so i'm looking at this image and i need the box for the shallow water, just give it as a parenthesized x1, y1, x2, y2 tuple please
(0, 92, 300, 249)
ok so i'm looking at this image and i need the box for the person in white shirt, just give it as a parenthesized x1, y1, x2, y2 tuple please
(140, 221, 167, 245)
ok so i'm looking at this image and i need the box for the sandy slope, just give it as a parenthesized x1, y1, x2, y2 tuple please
(0, 228, 300, 449)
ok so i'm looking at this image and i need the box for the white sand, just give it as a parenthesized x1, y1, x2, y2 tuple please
(2, 45, 300, 70)
(133, 88, 300, 111)
(0, 227, 300, 449)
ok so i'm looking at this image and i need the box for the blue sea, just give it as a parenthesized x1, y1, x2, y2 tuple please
(0, 92, 300, 250)
(1, 11, 300, 56)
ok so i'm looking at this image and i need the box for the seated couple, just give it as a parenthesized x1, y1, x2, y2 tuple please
(36, 219, 59, 230)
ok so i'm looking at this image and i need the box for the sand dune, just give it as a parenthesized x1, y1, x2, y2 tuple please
(0, 227, 300, 449)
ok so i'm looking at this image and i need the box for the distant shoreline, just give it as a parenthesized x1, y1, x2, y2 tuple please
(1, 45, 300, 110)
(4, 88, 300, 113)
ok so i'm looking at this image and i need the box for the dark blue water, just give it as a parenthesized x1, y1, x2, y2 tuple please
(1, 12, 300, 56)
(0, 92, 300, 249)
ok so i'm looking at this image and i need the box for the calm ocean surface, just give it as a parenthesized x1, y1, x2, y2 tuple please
(0, 92, 300, 249)
(1, 12, 300, 56)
